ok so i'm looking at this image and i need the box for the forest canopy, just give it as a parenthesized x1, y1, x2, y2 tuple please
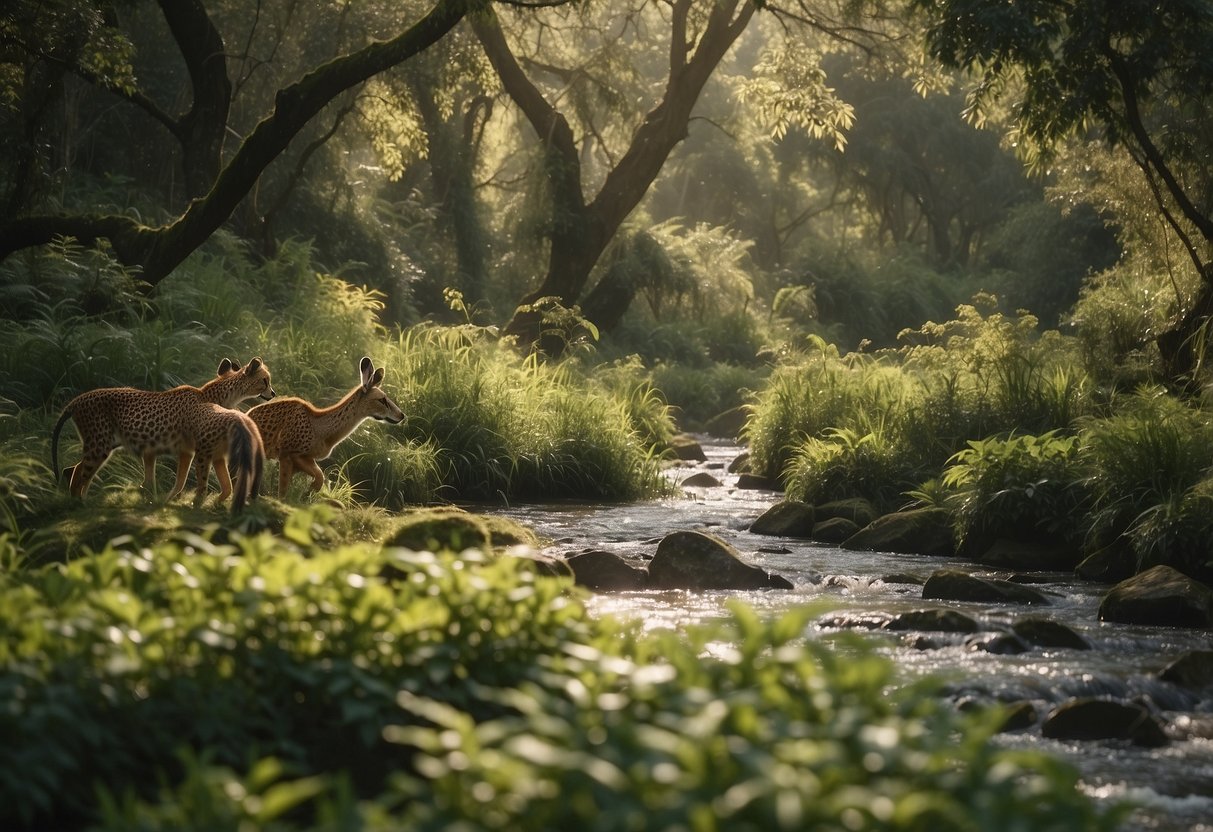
(0, 0, 1209, 383)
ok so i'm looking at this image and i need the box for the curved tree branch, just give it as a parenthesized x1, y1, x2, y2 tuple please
(0, 0, 475, 282)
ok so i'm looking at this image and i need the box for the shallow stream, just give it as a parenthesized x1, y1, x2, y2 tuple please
(490, 436, 1213, 832)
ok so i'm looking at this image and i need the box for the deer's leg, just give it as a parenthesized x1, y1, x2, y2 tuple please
(296, 456, 325, 492)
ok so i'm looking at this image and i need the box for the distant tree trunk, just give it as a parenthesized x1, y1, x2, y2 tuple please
(412, 80, 490, 305)
(473, 0, 756, 348)
(157, 0, 231, 198)
(0, 0, 473, 283)
(1157, 271, 1213, 388)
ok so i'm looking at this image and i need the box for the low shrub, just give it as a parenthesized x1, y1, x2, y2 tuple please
(1080, 390, 1213, 575)
(941, 431, 1087, 553)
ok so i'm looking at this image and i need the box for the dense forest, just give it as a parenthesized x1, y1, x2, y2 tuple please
(2, 0, 1213, 829)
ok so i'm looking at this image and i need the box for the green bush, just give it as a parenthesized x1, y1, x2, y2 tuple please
(941, 431, 1087, 553)
(390, 326, 669, 501)
(784, 426, 918, 511)
(0, 520, 1116, 830)
(1080, 390, 1213, 574)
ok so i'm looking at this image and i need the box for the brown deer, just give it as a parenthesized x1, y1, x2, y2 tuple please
(248, 356, 404, 497)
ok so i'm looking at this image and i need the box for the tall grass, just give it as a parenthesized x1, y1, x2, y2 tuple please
(1079, 389, 1213, 573)
(388, 326, 669, 502)
(746, 298, 1098, 505)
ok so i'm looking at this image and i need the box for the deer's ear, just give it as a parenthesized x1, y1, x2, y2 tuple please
(359, 356, 374, 389)
(371, 367, 385, 388)
(218, 358, 239, 375)
(245, 358, 263, 375)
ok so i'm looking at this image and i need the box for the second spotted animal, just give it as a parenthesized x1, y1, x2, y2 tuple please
(249, 356, 404, 497)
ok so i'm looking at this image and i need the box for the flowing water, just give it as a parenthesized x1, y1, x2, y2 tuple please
(489, 436, 1213, 831)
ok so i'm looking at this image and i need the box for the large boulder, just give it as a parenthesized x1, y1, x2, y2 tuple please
(736, 472, 780, 490)
(1074, 541, 1137, 583)
(980, 538, 1081, 572)
(812, 516, 859, 544)
(681, 472, 723, 488)
(1159, 650, 1213, 691)
(566, 550, 649, 591)
(648, 530, 793, 590)
(883, 608, 979, 634)
(669, 434, 707, 462)
(922, 569, 1051, 606)
(749, 500, 816, 538)
(841, 508, 955, 556)
(814, 497, 878, 528)
(1098, 565, 1213, 628)
(1042, 698, 1169, 747)
(1011, 617, 1090, 650)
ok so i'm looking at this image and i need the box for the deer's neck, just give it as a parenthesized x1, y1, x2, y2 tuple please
(313, 390, 367, 446)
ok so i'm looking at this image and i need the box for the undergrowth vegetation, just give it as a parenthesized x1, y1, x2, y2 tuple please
(746, 295, 1213, 577)
(0, 511, 1116, 831)
(0, 238, 671, 519)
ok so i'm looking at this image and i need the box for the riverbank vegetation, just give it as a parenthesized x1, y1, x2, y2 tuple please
(0, 512, 1117, 831)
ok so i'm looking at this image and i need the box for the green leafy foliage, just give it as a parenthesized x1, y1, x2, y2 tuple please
(941, 431, 1087, 553)
(391, 325, 670, 501)
(0, 521, 1117, 829)
(1079, 389, 1213, 574)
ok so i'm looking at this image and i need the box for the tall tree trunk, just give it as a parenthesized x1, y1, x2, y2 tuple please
(473, 1, 756, 348)
(157, 0, 232, 198)
(412, 80, 490, 305)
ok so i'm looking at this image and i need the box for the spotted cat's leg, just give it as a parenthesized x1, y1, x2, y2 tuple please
(141, 451, 158, 494)
(212, 458, 234, 503)
(167, 452, 193, 501)
(295, 456, 326, 492)
(192, 455, 212, 506)
(69, 447, 113, 497)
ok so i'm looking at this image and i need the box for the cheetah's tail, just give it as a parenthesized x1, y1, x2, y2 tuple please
(50, 405, 74, 486)
(229, 419, 264, 514)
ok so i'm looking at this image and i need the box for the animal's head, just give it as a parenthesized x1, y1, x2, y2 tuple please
(212, 357, 276, 405)
(356, 356, 404, 424)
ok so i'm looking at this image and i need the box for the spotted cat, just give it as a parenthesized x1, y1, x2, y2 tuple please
(51, 358, 275, 497)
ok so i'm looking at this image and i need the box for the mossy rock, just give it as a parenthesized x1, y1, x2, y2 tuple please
(668, 434, 707, 462)
(383, 507, 491, 552)
(1042, 698, 1169, 748)
(811, 516, 859, 544)
(923, 569, 1051, 606)
(749, 500, 815, 538)
(842, 508, 955, 556)
(1098, 565, 1213, 628)
(481, 514, 542, 548)
(1011, 617, 1090, 650)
